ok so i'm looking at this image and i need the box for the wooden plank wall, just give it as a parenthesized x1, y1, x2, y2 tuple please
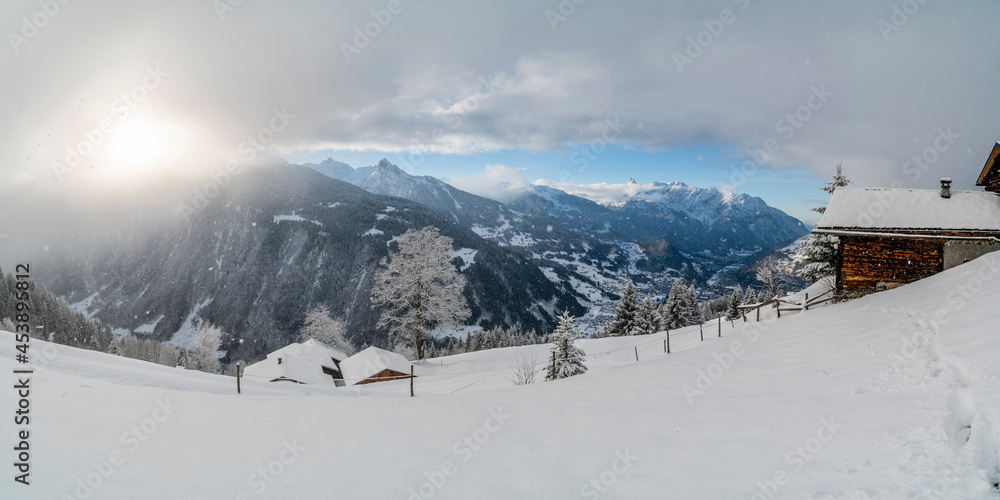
(357, 368, 410, 385)
(839, 236, 943, 291)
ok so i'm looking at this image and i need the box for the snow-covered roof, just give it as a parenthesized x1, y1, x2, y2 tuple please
(243, 339, 347, 386)
(977, 142, 1000, 186)
(816, 187, 1000, 231)
(338, 346, 418, 385)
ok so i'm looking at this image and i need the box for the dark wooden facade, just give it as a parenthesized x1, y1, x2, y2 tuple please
(977, 142, 1000, 193)
(830, 230, 1000, 297)
(836, 235, 943, 293)
(356, 368, 412, 385)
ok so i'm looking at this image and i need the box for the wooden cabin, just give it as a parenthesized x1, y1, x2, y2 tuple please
(814, 144, 1000, 297)
(338, 346, 417, 386)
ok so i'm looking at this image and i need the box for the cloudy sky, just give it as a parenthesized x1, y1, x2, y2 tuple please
(1, 0, 998, 224)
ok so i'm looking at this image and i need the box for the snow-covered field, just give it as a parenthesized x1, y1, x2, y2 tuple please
(4, 254, 1000, 498)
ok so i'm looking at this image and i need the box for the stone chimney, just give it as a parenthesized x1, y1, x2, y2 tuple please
(940, 177, 952, 198)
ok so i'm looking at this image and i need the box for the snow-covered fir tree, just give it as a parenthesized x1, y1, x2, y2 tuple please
(300, 304, 355, 355)
(634, 295, 657, 335)
(797, 163, 850, 282)
(546, 310, 587, 381)
(176, 347, 190, 368)
(607, 280, 638, 336)
(107, 338, 122, 356)
(370, 226, 471, 359)
(662, 278, 700, 329)
(726, 285, 744, 320)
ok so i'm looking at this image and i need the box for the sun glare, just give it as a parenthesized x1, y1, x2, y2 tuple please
(107, 117, 170, 170)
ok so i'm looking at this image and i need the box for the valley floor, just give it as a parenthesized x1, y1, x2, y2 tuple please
(3, 254, 1000, 499)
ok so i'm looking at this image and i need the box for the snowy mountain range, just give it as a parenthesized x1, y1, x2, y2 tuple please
(37, 164, 585, 361)
(305, 158, 809, 300)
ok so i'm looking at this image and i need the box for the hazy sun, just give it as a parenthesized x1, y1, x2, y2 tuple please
(107, 117, 169, 170)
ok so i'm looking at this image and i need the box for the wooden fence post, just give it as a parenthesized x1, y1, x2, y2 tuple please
(756, 305, 760, 322)
(410, 365, 414, 397)
(634, 346, 639, 362)
(551, 351, 556, 379)
(700, 322, 703, 342)
(236, 363, 241, 395)
(718, 317, 721, 337)
(666, 331, 670, 354)
(804, 292, 809, 311)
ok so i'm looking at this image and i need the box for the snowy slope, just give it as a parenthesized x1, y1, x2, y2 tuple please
(3, 253, 1000, 498)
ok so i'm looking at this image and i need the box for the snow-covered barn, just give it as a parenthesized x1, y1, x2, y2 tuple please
(339, 346, 418, 386)
(242, 339, 349, 387)
(814, 143, 1000, 296)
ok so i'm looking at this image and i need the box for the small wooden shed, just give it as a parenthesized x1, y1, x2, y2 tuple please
(338, 346, 417, 386)
(814, 145, 1000, 297)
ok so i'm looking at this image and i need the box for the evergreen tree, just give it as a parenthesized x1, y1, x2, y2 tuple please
(683, 284, 702, 326)
(545, 310, 587, 381)
(634, 296, 657, 335)
(176, 347, 190, 368)
(726, 285, 744, 320)
(797, 163, 850, 282)
(607, 280, 638, 336)
(108, 338, 122, 356)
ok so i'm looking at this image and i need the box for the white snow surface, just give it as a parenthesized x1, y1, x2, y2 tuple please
(818, 187, 1000, 230)
(452, 247, 477, 271)
(4, 253, 1000, 498)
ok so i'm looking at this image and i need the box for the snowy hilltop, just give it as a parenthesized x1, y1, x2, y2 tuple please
(3, 252, 999, 498)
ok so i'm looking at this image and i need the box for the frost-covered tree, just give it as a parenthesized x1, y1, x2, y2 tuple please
(607, 280, 638, 336)
(546, 310, 587, 381)
(300, 304, 355, 355)
(662, 278, 700, 329)
(371, 227, 471, 360)
(634, 295, 657, 335)
(107, 338, 122, 356)
(796, 234, 839, 282)
(796, 163, 850, 282)
(176, 347, 190, 369)
(191, 321, 223, 373)
(726, 285, 744, 320)
(756, 256, 787, 301)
